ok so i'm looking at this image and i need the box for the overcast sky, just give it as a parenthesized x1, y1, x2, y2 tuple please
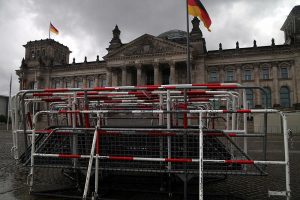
(0, 0, 299, 96)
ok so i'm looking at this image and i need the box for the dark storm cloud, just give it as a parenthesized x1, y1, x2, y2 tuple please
(0, 0, 298, 95)
(27, 0, 292, 52)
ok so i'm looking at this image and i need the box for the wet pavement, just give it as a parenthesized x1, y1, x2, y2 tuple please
(0, 129, 300, 200)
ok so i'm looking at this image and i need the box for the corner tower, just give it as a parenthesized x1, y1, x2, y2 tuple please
(107, 25, 123, 52)
(17, 39, 71, 90)
(23, 39, 71, 66)
(190, 17, 207, 55)
(281, 6, 300, 45)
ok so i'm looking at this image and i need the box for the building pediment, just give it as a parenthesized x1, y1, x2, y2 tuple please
(103, 34, 188, 60)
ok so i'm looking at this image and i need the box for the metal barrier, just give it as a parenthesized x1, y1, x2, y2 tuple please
(10, 83, 291, 200)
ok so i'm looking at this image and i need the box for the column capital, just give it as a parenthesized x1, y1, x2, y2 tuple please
(153, 62, 160, 68)
(135, 63, 142, 69)
(121, 66, 127, 86)
(168, 60, 176, 67)
(121, 66, 127, 70)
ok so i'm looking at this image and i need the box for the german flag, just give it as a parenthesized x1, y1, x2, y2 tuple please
(49, 22, 59, 35)
(188, 0, 212, 31)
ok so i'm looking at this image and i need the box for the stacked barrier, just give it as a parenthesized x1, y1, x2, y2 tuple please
(10, 83, 291, 200)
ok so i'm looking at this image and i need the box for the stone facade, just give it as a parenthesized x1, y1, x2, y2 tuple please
(16, 6, 300, 109)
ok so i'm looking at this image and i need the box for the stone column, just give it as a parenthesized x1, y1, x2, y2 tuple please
(254, 63, 261, 107)
(95, 75, 99, 87)
(236, 64, 242, 83)
(106, 68, 112, 86)
(121, 66, 127, 86)
(154, 63, 160, 85)
(136, 64, 142, 86)
(59, 78, 63, 88)
(71, 77, 75, 88)
(291, 60, 298, 105)
(272, 62, 279, 106)
(294, 56, 300, 108)
(236, 65, 242, 108)
(219, 66, 224, 82)
(83, 76, 87, 88)
(169, 61, 176, 84)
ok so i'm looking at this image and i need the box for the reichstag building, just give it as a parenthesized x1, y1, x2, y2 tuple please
(16, 6, 300, 109)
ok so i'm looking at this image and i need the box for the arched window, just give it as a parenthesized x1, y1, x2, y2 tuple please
(246, 89, 254, 108)
(209, 71, 218, 82)
(261, 87, 272, 108)
(226, 70, 234, 82)
(244, 69, 252, 81)
(262, 68, 270, 80)
(280, 86, 290, 108)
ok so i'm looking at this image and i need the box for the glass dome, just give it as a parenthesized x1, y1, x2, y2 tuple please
(158, 29, 187, 40)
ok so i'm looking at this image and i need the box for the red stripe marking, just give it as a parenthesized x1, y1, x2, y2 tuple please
(135, 85, 160, 90)
(35, 130, 52, 134)
(237, 110, 251, 113)
(128, 92, 142, 95)
(33, 93, 53, 97)
(59, 110, 80, 113)
(58, 154, 81, 159)
(223, 110, 251, 113)
(165, 158, 192, 163)
(42, 98, 64, 102)
(97, 130, 107, 134)
(228, 133, 237, 137)
(225, 160, 254, 165)
(109, 156, 134, 161)
(163, 86, 177, 89)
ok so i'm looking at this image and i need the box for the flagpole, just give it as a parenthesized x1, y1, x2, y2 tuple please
(49, 22, 51, 39)
(6, 74, 12, 131)
(186, 0, 191, 84)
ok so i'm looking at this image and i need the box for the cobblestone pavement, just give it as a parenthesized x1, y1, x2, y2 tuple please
(0, 129, 299, 200)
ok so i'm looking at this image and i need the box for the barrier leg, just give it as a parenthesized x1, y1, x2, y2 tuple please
(198, 113, 203, 200)
(83, 127, 98, 199)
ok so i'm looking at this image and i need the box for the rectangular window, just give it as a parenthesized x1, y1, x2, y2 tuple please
(209, 71, 218, 82)
(54, 81, 60, 88)
(65, 81, 71, 88)
(262, 68, 269, 80)
(76, 80, 83, 88)
(88, 79, 94, 88)
(100, 79, 107, 87)
(226, 70, 234, 82)
(246, 89, 254, 108)
(281, 67, 288, 79)
(244, 69, 252, 81)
